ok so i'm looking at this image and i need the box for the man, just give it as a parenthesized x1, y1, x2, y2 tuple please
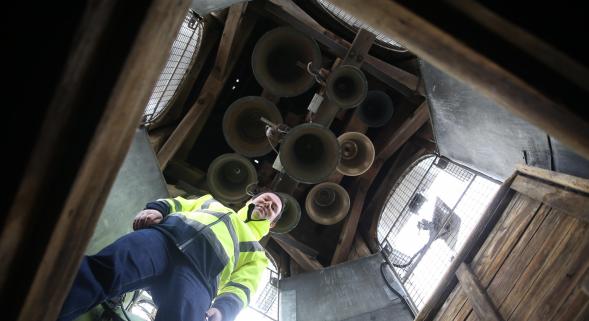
(58, 192, 284, 321)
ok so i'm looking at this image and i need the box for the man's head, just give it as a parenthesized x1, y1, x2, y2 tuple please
(250, 192, 284, 227)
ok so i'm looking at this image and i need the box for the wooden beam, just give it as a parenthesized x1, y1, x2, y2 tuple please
(272, 235, 324, 272)
(0, 1, 189, 321)
(214, 3, 248, 78)
(582, 270, 589, 296)
(516, 165, 589, 194)
(331, 102, 430, 265)
(271, 233, 320, 258)
(511, 175, 589, 222)
(157, 3, 256, 168)
(342, 28, 376, 66)
(259, 0, 422, 97)
(455, 263, 504, 321)
(348, 233, 372, 261)
(329, 0, 589, 162)
(446, 0, 589, 93)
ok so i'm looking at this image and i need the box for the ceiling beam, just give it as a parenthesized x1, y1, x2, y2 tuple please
(257, 0, 423, 98)
(329, 0, 589, 162)
(0, 1, 190, 320)
(157, 2, 256, 168)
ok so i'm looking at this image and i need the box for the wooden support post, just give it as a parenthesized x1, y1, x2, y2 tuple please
(511, 175, 589, 222)
(582, 270, 589, 296)
(329, 0, 589, 161)
(516, 164, 589, 194)
(446, 0, 589, 93)
(272, 235, 324, 272)
(157, 2, 256, 168)
(0, 1, 190, 321)
(331, 102, 430, 265)
(455, 263, 504, 321)
(271, 233, 320, 258)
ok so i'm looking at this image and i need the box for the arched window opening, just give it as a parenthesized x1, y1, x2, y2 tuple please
(142, 10, 204, 126)
(314, 0, 407, 52)
(377, 155, 500, 311)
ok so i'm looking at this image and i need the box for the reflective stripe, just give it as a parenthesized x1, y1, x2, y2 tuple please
(173, 199, 182, 212)
(227, 281, 251, 304)
(239, 241, 264, 252)
(174, 214, 229, 268)
(201, 198, 217, 209)
(199, 210, 240, 269)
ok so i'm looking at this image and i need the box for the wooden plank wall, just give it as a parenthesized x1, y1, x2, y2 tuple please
(430, 167, 589, 321)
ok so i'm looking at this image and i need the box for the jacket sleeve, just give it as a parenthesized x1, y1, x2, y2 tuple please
(144, 194, 214, 217)
(212, 251, 269, 321)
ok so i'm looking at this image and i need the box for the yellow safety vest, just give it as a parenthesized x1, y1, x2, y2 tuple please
(159, 194, 269, 312)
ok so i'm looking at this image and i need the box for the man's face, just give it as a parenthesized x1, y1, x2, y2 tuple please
(251, 192, 283, 224)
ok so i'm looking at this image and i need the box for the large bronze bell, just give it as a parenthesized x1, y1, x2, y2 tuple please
(355, 90, 394, 127)
(222, 96, 283, 157)
(206, 153, 257, 204)
(336, 132, 375, 176)
(251, 27, 322, 97)
(279, 123, 340, 184)
(305, 182, 350, 225)
(326, 65, 368, 109)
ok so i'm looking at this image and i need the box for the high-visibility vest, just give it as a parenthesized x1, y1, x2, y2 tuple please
(156, 194, 269, 312)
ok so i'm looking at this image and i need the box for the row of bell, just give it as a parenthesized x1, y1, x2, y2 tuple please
(206, 26, 396, 233)
(251, 26, 394, 120)
(206, 152, 352, 232)
(223, 92, 393, 158)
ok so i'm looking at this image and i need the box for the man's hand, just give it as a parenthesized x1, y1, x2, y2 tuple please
(132, 209, 163, 230)
(205, 307, 222, 321)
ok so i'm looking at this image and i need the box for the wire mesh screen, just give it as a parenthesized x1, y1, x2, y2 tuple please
(377, 155, 499, 310)
(315, 0, 407, 52)
(142, 10, 204, 125)
(236, 261, 280, 321)
(248, 269, 279, 321)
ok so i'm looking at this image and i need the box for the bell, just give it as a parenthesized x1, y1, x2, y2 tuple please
(223, 96, 283, 157)
(279, 123, 340, 184)
(271, 193, 301, 234)
(206, 153, 257, 203)
(252, 26, 322, 97)
(325, 65, 368, 109)
(355, 90, 394, 127)
(337, 132, 375, 176)
(305, 182, 350, 225)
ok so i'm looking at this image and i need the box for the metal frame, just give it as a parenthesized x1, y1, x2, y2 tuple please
(142, 9, 204, 126)
(377, 153, 500, 311)
(313, 0, 407, 52)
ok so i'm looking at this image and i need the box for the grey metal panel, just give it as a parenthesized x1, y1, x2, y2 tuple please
(551, 137, 589, 179)
(279, 254, 413, 321)
(86, 128, 168, 255)
(421, 61, 589, 181)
